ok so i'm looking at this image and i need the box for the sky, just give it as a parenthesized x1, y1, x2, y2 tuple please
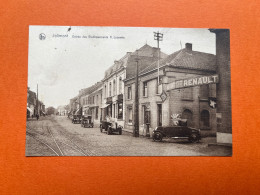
(28, 26, 216, 108)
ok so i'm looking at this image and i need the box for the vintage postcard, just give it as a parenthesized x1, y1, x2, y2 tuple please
(26, 26, 232, 156)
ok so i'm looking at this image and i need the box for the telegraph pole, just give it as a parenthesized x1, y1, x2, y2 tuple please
(154, 31, 163, 85)
(134, 50, 139, 137)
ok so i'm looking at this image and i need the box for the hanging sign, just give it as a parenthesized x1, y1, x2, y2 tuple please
(160, 90, 167, 102)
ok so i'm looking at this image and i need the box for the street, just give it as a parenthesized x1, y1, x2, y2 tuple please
(26, 116, 232, 156)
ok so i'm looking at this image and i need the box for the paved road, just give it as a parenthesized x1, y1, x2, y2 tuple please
(26, 116, 232, 156)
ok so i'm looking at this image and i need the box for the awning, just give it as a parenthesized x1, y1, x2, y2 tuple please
(75, 107, 82, 115)
(27, 107, 33, 113)
(100, 104, 110, 109)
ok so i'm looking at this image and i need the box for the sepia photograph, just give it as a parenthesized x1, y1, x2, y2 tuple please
(26, 26, 232, 156)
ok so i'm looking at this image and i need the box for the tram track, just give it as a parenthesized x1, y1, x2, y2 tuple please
(26, 132, 60, 156)
(27, 123, 89, 156)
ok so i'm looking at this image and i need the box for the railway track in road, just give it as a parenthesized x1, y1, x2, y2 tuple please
(26, 124, 88, 156)
(26, 132, 60, 156)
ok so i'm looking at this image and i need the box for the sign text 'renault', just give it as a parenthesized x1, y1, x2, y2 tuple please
(167, 74, 219, 91)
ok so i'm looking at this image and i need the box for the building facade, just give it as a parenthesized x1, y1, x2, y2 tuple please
(124, 43, 217, 135)
(101, 53, 129, 127)
(80, 82, 103, 127)
(209, 29, 232, 144)
(101, 44, 167, 128)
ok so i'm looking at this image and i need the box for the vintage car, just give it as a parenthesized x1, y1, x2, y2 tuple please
(81, 115, 93, 128)
(152, 119, 201, 143)
(72, 114, 82, 124)
(100, 120, 122, 135)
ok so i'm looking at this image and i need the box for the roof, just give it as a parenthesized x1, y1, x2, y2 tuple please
(27, 90, 36, 105)
(104, 44, 168, 80)
(104, 52, 132, 79)
(80, 81, 103, 96)
(140, 48, 216, 75)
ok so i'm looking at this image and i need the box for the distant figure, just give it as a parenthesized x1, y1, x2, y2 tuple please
(36, 114, 39, 120)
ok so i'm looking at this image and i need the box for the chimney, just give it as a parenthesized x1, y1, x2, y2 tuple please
(185, 43, 192, 51)
(114, 60, 119, 64)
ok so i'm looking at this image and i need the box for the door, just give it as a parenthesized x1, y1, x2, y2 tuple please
(157, 104, 162, 126)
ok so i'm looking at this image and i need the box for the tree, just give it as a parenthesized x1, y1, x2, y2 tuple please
(46, 106, 56, 115)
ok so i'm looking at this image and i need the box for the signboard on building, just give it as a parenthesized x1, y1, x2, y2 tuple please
(208, 97, 217, 108)
(166, 74, 219, 91)
(160, 90, 167, 102)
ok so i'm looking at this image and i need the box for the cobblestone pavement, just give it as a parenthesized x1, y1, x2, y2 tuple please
(26, 116, 232, 156)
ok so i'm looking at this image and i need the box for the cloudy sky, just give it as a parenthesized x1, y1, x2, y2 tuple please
(28, 26, 216, 108)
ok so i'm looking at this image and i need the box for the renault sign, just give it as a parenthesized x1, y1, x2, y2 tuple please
(167, 74, 219, 91)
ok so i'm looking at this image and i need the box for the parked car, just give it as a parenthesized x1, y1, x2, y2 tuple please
(100, 120, 122, 135)
(81, 115, 93, 128)
(72, 114, 82, 124)
(152, 119, 201, 143)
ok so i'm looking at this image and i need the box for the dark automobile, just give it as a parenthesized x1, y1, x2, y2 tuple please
(152, 119, 201, 143)
(81, 115, 93, 128)
(72, 114, 82, 124)
(100, 120, 122, 135)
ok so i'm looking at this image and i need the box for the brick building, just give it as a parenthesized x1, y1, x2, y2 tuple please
(209, 29, 232, 144)
(124, 43, 217, 135)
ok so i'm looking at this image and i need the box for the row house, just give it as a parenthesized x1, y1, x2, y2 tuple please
(80, 82, 103, 127)
(69, 96, 79, 114)
(101, 44, 167, 128)
(27, 87, 45, 117)
(27, 87, 36, 117)
(124, 43, 217, 135)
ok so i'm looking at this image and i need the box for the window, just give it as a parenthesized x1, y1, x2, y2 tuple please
(143, 82, 148, 97)
(127, 86, 132, 99)
(182, 109, 193, 127)
(113, 79, 116, 96)
(119, 77, 122, 94)
(93, 96, 95, 104)
(128, 107, 133, 123)
(200, 85, 209, 99)
(201, 110, 210, 129)
(104, 85, 107, 98)
(181, 87, 193, 100)
(109, 82, 112, 97)
(96, 95, 98, 104)
(118, 102, 123, 119)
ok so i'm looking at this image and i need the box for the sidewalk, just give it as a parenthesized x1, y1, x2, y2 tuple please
(122, 128, 152, 138)
(123, 128, 230, 147)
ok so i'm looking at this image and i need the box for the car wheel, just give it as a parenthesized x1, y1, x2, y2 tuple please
(153, 132, 162, 142)
(189, 133, 199, 143)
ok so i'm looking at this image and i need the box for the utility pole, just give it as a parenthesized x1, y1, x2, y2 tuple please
(154, 31, 163, 85)
(134, 50, 139, 137)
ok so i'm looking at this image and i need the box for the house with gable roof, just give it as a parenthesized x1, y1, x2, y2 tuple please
(101, 44, 167, 128)
(124, 43, 217, 135)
